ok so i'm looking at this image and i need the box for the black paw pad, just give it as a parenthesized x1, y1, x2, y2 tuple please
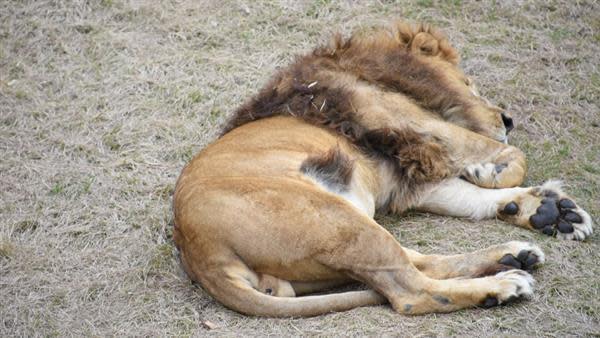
(503, 202, 519, 215)
(557, 220, 574, 234)
(559, 199, 576, 209)
(526, 192, 582, 238)
(563, 211, 582, 223)
(529, 199, 560, 229)
(499, 254, 521, 269)
(524, 254, 538, 268)
(516, 250, 529, 262)
(482, 296, 499, 308)
(499, 250, 539, 271)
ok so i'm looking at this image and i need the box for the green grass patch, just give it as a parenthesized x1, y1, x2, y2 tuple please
(50, 181, 67, 195)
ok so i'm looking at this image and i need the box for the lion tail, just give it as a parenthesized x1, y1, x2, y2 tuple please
(208, 273, 385, 317)
(180, 251, 385, 317)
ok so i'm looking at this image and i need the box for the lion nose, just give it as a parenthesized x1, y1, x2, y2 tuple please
(501, 113, 514, 133)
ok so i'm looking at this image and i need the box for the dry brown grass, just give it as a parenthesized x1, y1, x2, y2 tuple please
(1, 0, 599, 336)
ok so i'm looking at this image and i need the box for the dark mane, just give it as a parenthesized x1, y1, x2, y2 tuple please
(219, 22, 475, 195)
(221, 22, 479, 137)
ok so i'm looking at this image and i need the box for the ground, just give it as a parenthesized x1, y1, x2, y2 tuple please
(1, 0, 599, 336)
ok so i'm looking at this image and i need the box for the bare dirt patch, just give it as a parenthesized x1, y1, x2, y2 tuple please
(1, 0, 599, 336)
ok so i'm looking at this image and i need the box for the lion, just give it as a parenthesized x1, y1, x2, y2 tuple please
(172, 22, 593, 317)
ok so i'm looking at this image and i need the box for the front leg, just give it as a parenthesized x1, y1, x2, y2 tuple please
(418, 119, 527, 189)
(416, 178, 593, 240)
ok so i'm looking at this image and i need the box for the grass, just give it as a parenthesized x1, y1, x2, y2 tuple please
(1, 0, 599, 336)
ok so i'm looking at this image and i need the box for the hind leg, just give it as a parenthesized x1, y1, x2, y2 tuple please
(265, 240, 544, 296)
(290, 242, 543, 290)
(272, 244, 543, 290)
(404, 241, 544, 280)
(310, 210, 535, 314)
(259, 242, 538, 313)
(293, 197, 536, 314)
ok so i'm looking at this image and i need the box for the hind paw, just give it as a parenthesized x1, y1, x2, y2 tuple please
(481, 270, 535, 307)
(471, 241, 544, 277)
(498, 181, 593, 241)
(496, 241, 545, 271)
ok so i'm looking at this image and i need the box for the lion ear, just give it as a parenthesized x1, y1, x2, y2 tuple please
(438, 38, 460, 64)
(395, 22, 414, 46)
(411, 32, 439, 57)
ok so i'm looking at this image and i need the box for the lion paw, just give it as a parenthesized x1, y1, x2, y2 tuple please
(473, 241, 544, 277)
(481, 270, 535, 307)
(496, 241, 545, 271)
(498, 181, 593, 241)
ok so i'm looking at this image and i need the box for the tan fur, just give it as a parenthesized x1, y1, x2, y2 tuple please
(173, 22, 592, 317)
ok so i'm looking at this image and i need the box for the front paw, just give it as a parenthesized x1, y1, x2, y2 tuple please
(461, 163, 500, 188)
(461, 161, 521, 189)
(498, 181, 593, 241)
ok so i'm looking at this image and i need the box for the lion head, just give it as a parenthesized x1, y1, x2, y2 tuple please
(392, 22, 514, 143)
(319, 21, 514, 143)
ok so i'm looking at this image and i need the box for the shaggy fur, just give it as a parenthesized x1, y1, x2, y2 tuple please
(222, 23, 470, 192)
(222, 23, 474, 137)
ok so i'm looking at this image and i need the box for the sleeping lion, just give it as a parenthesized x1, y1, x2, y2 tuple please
(172, 22, 593, 317)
